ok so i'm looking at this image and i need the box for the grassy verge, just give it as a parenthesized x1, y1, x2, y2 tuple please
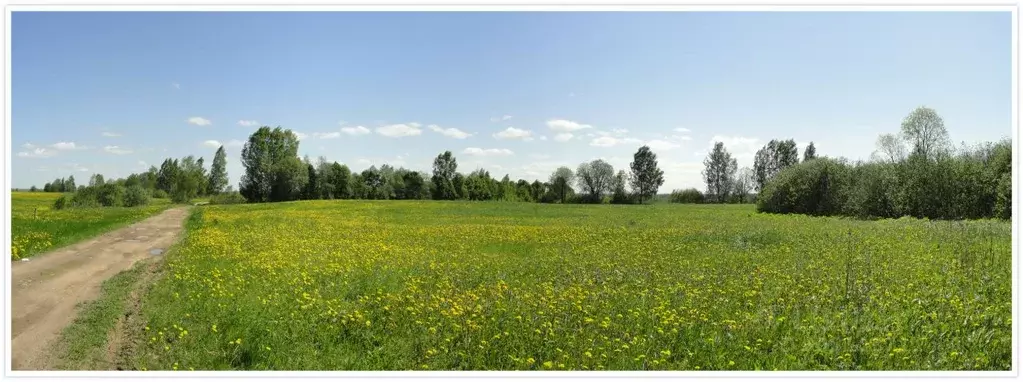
(51, 261, 150, 370)
(11, 192, 174, 260)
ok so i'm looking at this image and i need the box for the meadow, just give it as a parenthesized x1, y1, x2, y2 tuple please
(130, 200, 1010, 371)
(10, 192, 171, 260)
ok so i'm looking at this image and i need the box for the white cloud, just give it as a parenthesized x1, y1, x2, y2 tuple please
(341, 126, 371, 136)
(494, 127, 533, 140)
(489, 115, 513, 122)
(22, 143, 35, 149)
(612, 128, 629, 135)
(188, 117, 212, 126)
(553, 133, 574, 142)
(646, 139, 681, 151)
(547, 119, 593, 132)
(50, 142, 78, 150)
(703, 135, 763, 167)
(429, 124, 472, 139)
(172, 83, 181, 90)
(103, 145, 132, 155)
(313, 132, 342, 139)
(539, 136, 548, 141)
(16, 148, 56, 158)
(674, 127, 692, 133)
(376, 123, 422, 138)
(202, 140, 222, 148)
(138, 160, 148, 167)
(294, 132, 308, 140)
(101, 131, 121, 137)
(238, 120, 259, 127)
(463, 147, 514, 157)
(590, 136, 643, 148)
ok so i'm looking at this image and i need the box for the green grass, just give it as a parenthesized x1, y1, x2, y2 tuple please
(53, 261, 150, 370)
(10, 192, 173, 260)
(131, 200, 1010, 371)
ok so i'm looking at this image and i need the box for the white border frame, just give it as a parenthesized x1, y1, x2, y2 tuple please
(2, 3, 1019, 381)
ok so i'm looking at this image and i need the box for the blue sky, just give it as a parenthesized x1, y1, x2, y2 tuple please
(11, 11, 1013, 191)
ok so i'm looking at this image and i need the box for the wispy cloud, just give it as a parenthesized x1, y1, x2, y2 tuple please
(341, 126, 371, 136)
(16, 147, 56, 158)
(376, 123, 422, 138)
(463, 147, 514, 157)
(103, 145, 133, 155)
(674, 127, 692, 133)
(202, 140, 222, 148)
(294, 132, 308, 140)
(493, 127, 533, 140)
(237, 120, 259, 127)
(590, 136, 642, 148)
(489, 115, 513, 122)
(313, 132, 342, 139)
(51, 142, 78, 150)
(429, 124, 472, 139)
(553, 133, 574, 142)
(547, 119, 593, 132)
(101, 131, 121, 137)
(172, 83, 181, 90)
(188, 117, 212, 126)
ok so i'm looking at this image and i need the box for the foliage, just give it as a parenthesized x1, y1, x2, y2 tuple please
(576, 159, 615, 203)
(207, 146, 229, 195)
(628, 146, 665, 204)
(124, 185, 152, 207)
(703, 142, 738, 203)
(209, 192, 248, 205)
(669, 188, 704, 204)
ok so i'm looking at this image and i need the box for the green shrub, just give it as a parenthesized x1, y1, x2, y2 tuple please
(756, 158, 852, 216)
(209, 192, 247, 205)
(152, 189, 169, 199)
(994, 172, 1011, 220)
(96, 183, 126, 207)
(69, 187, 102, 208)
(670, 188, 704, 204)
(52, 195, 68, 210)
(124, 185, 151, 207)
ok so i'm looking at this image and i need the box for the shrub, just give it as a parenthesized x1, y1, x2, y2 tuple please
(124, 185, 151, 207)
(756, 158, 852, 216)
(96, 183, 126, 207)
(670, 188, 704, 204)
(153, 189, 169, 199)
(209, 192, 247, 205)
(994, 172, 1011, 220)
(69, 187, 102, 208)
(52, 195, 68, 210)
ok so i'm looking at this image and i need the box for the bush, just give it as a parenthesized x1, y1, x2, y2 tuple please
(756, 158, 852, 216)
(124, 185, 151, 207)
(52, 195, 68, 210)
(96, 183, 126, 207)
(994, 172, 1011, 220)
(670, 188, 705, 204)
(152, 189, 169, 199)
(209, 192, 248, 205)
(69, 187, 102, 208)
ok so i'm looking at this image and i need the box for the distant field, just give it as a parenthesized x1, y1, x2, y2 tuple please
(132, 200, 1010, 371)
(10, 192, 172, 260)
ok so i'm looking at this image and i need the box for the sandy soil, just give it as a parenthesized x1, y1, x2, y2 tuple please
(10, 207, 189, 370)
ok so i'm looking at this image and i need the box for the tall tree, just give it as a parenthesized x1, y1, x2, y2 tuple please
(611, 170, 630, 204)
(753, 139, 799, 192)
(900, 106, 950, 161)
(333, 163, 352, 199)
(732, 167, 755, 203)
(703, 142, 738, 203)
(576, 159, 615, 203)
(873, 133, 907, 163)
(803, 142, 817, 162)
(304, 159, 319, 200)
(549, 167, 575, 204)
(628, 145, 665, 204)
(239, 126, 304, 202)
(66, 175, 76, 192)
(208, 146, 229, 195)
(431, 151, 458, 200)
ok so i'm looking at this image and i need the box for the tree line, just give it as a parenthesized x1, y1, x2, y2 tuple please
(235, 126, 666, 204)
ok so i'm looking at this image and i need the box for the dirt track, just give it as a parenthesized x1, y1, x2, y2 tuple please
(10, 207, 189, 370)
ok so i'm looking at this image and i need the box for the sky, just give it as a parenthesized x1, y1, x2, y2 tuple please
(11, 11, 1014, 191)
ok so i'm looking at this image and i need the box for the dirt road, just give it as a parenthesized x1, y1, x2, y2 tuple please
(10, 207, 190, 370)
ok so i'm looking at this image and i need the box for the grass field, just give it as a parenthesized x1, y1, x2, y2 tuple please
(10, 192, 172, 260)
(128, 200, 1009, 371)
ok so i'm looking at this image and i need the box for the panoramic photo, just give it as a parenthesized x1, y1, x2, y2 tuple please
(8, 10, 1013, 372)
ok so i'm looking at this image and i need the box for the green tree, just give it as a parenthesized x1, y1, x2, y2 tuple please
(431, 151, 458, 200)
(900, 106, 950, 161)
(803, 142, 817, 161)
(239, 126, 305, 202)
(333, 163, 352, 199)
(208, 146, 229, 195)
(304, 159, 319, 200)
(703, 142, 738, 203)
(576, 159, 615, 203)
(549, 167, 575, 204)
(629, 145, 665, 204)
